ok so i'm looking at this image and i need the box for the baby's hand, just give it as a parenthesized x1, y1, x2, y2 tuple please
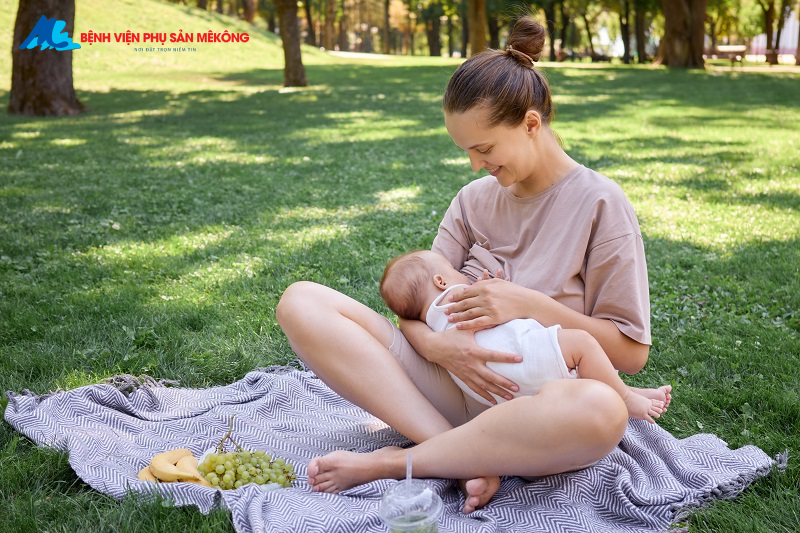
(481, 268, 509, 281)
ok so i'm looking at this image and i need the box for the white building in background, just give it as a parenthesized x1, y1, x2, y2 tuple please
(750, 9, 798, 57)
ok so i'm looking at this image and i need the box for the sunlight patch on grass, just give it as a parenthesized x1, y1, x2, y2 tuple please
(55, 369, 104, 391)
(159, 253, 267, 303)
(81, 227, 238, 265)
(12, 131, 42, 139)
(50, 138, 87, 147)
(441, 157, 469, 166)
(374, 186, 421, 212)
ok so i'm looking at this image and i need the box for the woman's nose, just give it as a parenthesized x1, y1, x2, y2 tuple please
(468, 153, 483, 172)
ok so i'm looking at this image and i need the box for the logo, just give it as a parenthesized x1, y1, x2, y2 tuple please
(20, 15, 81, 51)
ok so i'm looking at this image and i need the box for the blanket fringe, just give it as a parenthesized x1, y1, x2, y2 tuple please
(775, 450, 789, 471)
(669, 450, 787, 530)
(102, 374, 180, 409)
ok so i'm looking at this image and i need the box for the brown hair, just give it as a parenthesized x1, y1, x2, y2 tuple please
(443, 16, 554, 128)
(379, 251, 436, 320)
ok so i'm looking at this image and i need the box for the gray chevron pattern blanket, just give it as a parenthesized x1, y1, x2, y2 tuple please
(4, 366, 781, 533)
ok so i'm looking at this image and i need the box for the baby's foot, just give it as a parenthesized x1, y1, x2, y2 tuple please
(307, 446, 404, 493)
(623, 390, 665, 423)
(630, 385, 672, 409)
(458, 476, 501, 514)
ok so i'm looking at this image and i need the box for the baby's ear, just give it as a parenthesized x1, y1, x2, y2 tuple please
(433, 274, 447, 289)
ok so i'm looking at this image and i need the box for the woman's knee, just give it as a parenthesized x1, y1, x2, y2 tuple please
(276, 281, 323, 329)
(539, 380, 627, 445)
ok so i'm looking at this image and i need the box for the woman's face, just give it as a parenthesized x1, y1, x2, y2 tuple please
(444, 107, 538, 191)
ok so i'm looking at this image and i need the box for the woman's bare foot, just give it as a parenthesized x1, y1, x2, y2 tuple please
(630, 385, 672, 409)
(458, 476, 501, 514)
(623, 390, 665, 423)
(307, 446, 404, 493)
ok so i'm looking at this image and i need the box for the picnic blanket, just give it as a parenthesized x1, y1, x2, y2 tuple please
(4, 366, 785, 533)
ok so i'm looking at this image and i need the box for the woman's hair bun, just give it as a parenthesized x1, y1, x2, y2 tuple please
(506, 17, 545, 63)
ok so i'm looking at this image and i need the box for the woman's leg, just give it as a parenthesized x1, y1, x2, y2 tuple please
(307, 379, 629, 512)
(557, 329, 670, 423)
(276, 281, 462, 443)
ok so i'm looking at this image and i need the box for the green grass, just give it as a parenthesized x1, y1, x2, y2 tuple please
(1, 0, 799, 531)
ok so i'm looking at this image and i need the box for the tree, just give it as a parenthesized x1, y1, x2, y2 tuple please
(755, 1, 778, 64)
(276, 0, 308, 86)
(9, 0, 84, 116)
(303, 0, 317, 46)
(633, 0, 658, 62)
(258, 0, 278, 32)
(773, 0, 793, 60)
(243, 0, 257, 22)
(327, 0, 337, 50)
(421, 0, 445, 56)
(535, 0, 559, 61)
(467, 0, 488, 55)
(654, 0, 707, 67)
(383, 0, 391, 53)
(796, 0, 800, 65)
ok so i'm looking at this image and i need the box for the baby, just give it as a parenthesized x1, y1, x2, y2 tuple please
(379, 250, 671, 423)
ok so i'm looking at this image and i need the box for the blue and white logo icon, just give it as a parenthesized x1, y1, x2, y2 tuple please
(20, 15, 81, 51)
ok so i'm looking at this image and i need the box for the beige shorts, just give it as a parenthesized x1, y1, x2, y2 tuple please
(383, 317, 491, 428)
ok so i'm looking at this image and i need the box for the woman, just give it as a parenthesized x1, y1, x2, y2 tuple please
(276, 17, 663, 514)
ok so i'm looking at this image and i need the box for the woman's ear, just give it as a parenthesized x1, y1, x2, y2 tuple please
(525, 110, 542, 137)
(433, 274, 448, 290)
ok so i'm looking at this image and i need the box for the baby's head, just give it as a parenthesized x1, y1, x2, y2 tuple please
(379, 250, 469, 321)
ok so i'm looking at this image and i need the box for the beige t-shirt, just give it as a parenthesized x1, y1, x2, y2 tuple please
(431, 164, 651, 345)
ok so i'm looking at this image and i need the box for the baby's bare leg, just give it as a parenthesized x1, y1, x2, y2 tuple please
(557, 329, 669, 423)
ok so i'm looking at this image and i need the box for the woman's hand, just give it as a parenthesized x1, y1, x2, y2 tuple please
(445, 274, 537, 330)
(400, 317, 522, 405)
(428, 327, 522, 404)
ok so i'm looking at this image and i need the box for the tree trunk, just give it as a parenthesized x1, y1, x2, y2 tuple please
(447, 16, 454, 57)
(488, 14, 500, 49)
(635, 0, 647, 62)
(9, 0, 85, 116)
(467, 0, 487, 56)
(774, 0, 792, 60)
(243, 0, 256, 22)
(619, 1, 631, 64)
(383, 0, 390, 53)
(409, 13, 416, 55)
(326, 0, 336, 50)
(758, 1, 777, 64)
(582, 13, 596, 57)
(217, 0, 224, 14)
(559, 1, 571, 60)
(461, 1, 469, 57)
(655, 0, 706, 68)
(338, 0, 348, 51)
(303, 0, 316, 46)
(276, 0, 308, 86)
(427, 16, 442, 56)
(544, 2, 557, 61)
(197, 0, 208, 9)
(796, 1, 800, 65)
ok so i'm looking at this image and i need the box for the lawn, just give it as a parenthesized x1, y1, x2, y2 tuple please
(1, 0, 799, 531)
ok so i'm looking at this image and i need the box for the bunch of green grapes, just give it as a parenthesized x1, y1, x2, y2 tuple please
(198, 449, 296, 490)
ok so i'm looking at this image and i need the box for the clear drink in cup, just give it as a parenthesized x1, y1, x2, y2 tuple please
(379, 479, 443, 533)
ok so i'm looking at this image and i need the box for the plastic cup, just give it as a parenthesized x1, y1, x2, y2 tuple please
(379, 479, 442, 533)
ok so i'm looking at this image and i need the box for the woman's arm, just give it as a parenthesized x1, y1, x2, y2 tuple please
(399, 318, 523, 404)
(444, 279, 650, 374)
